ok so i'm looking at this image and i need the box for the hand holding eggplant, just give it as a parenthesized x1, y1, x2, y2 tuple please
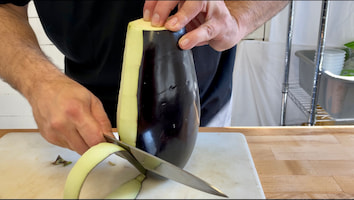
(143, 0, 289, 51)
(143, 0, 238, 51)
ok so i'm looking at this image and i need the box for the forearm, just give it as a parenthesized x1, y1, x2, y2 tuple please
(225, 1, 289, 41)
(0, 4, 63, 101)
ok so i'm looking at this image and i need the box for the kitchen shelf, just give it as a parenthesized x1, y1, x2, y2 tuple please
(289, 86, 354, 125)
(280, 0, 354, 126)
(287, 82, 353, 125)
(287, 82, 312, 116)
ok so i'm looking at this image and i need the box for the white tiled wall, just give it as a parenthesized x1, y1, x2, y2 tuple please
(0, 1, 64, 128)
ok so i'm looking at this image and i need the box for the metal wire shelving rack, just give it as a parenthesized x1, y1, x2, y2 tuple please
(279, 0, 346, 126)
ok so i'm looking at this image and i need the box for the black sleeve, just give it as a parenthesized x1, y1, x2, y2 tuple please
(0, 0, 30, 6)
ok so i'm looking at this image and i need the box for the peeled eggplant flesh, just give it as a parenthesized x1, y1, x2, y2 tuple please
(117, 19, 200, 168)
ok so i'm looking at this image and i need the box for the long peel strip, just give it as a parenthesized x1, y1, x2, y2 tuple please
(63, 142, 126, 199)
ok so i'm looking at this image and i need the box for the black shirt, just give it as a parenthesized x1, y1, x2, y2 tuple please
(1, 0, 236, 126)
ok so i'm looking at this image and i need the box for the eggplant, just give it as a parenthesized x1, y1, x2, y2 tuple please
(117, 18, 200, 168)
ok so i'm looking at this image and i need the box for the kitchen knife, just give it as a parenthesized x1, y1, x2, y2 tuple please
(104, 134, 227, 198)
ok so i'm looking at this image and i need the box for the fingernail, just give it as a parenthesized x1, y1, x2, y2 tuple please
(166, 17, 178, 28)
(151, 13, 160, 26)
(179, 38, 190, 49)
(143, 9, 150, 21)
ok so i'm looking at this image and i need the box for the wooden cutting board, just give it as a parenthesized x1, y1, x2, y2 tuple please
(0, 132, 264, 199)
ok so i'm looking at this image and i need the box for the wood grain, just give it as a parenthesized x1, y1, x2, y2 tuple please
(1, 126, 354, 199)
(261, 175, 341, 193)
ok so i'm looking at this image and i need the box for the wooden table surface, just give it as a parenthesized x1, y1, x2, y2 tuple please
(1, 126, 354, 199)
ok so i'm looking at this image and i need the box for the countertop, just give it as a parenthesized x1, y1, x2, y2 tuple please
(1, 126, 354, 199)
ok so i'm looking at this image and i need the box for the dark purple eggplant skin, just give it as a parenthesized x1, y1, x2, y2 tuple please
(136, 28, 200, 168)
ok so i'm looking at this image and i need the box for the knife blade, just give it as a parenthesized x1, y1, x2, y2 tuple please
(104, 134, 227, 198)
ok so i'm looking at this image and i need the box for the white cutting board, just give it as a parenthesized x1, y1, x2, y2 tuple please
(0, 132, 264, 199)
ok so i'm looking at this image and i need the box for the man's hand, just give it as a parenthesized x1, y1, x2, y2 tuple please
(29, 75, 113, 155)
(143, 1, 288, 52)
(143, 1, 239, 51)
(0, 4, 112, 155)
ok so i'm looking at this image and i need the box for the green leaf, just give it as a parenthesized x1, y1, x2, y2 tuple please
(344, 41, 354, 49)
